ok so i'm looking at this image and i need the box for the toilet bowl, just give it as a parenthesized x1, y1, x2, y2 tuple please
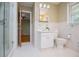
(53, 31, 67, 48)
(56, 38, 67, 48)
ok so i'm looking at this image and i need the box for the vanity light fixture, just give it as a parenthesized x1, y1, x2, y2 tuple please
(39, 3, 50, 8)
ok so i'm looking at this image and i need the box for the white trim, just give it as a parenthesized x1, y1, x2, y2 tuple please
(67, 3, 72, 25)
(21, 10, 32, 13)
(67, 3, 70, 24)
(30, 12, 32, 45)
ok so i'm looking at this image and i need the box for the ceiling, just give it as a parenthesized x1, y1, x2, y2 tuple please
(18, 2, 60, 7)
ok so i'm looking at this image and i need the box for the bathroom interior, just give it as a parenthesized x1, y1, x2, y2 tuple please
(0, 2, 79, 57)
(34, 2, 79, 53)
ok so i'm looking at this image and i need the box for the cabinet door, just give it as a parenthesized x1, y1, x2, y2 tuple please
(41, 33, 48, 48)
(41, 33, 54, 48)
(47, 33, 54, 47)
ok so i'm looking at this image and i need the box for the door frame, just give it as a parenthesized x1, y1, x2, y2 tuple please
(18, 10, 32, 46)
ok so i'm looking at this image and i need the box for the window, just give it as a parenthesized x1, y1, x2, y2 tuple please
(69, 2, 79, 25)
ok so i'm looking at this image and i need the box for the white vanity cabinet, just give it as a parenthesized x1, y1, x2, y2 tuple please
(41, 32, 54, 48)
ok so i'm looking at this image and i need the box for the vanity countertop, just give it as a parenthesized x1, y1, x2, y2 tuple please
(37, 31, 54, 33)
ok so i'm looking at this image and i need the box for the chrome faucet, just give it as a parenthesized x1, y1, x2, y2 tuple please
(46, 27, 49, 31)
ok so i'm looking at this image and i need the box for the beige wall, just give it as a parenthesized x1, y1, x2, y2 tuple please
(58, 3, 67, 22)
(58, 3, 68, 38)
(48, 4, 59, 22)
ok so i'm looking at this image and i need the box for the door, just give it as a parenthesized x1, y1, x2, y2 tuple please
(21, 12, 30, 43)
(18, 11, 31, 46)
(0, 2, 4, 57)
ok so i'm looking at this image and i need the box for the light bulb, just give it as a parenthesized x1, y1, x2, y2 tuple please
(43, 4, 46, 8)
(47, 5, 50, 8)
(39, 3, 42, 8)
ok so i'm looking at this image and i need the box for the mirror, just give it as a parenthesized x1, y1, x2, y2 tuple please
(39, 3, 50, 22)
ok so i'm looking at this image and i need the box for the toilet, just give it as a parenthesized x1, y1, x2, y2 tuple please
(56, 38, 67, 48)
(53, 32, 67, 48)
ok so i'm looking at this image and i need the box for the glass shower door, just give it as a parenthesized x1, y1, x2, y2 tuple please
(0, 2, 13, 57)
(4, 3, 12, 56)
(0, 2, 4, 57)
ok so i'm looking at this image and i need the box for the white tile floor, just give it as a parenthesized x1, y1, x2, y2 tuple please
(11, 43, 79, 57)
